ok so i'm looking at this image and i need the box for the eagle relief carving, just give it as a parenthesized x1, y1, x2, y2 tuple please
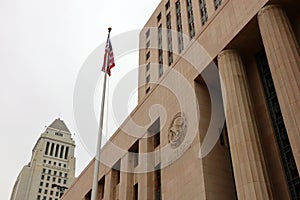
(168, 112, 187, 149)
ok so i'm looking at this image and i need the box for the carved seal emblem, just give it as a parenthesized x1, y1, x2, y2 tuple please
(168, 113, 187, 149)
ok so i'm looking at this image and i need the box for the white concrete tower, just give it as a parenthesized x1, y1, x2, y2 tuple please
(10, 118, 76, 200)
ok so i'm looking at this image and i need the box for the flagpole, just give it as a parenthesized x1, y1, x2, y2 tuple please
(91, 27, 112, 200)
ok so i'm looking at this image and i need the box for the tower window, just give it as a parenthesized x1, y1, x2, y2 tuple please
(199, 0, 208, 25)
(176, 1, 184, 53)
(214, 0, 222, 9)
(186, 0, 195, 38)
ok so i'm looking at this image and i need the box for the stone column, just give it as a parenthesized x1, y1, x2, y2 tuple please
(258, 4, 300, 173)
(218, 49, 272, 199)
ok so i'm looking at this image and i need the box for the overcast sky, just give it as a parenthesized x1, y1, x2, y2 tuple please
(0, 0, 161, 198)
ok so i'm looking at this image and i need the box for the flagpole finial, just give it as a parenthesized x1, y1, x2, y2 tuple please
(108, 27, 112, 32)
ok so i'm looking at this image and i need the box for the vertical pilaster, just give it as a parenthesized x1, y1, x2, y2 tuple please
(218, 49, 272, 199)
(103, 171, 113, 200)
(258, 4, 300, 173)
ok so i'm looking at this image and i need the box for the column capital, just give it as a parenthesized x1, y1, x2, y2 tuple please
(218, 49, 238, 59)
(258, 4, 281, 18)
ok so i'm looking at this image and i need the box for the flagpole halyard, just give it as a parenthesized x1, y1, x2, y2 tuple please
(91, 27, 113, 200)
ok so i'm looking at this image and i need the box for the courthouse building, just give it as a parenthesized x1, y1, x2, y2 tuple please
(10, 119, 76, 200)
(62, 0, 300, 199)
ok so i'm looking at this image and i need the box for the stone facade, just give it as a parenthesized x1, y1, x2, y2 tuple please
(62, 0, 300, 199)
(10, 119, 76, 200)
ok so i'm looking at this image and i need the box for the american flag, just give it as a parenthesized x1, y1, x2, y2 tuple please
(101, 38, 115, 76)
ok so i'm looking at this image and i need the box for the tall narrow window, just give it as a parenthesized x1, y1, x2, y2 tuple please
(146, 75, 150, 85)
(214, 0, 222, 9)
(59, 145, 65, 159)
(64, 146, 69, 160)
(99, 176, 105, 199)
(45, 142, 50, 155)
(166, 13, 173, 66)
(154, 164, 161, 200)
(186, 0, 195, 39)
(175, 1, 184, 53)
(129, 140, 139, 168)
(146, 29, 150, 39)
(256, 51, 300, 199)
(158, 24, 163, 78)
(112, 160, 121, 185)
(55, 144, 60, 157)
(133, 183, 138, 200)
(148, 118, 160, 149)
(165, 0, 170, 10)
(146, 52, 150, 61)
(49, 143, 55, 156)
(199, 0, 208, 25)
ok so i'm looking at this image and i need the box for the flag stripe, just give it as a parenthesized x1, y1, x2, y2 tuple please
(101, 38, 115, 76)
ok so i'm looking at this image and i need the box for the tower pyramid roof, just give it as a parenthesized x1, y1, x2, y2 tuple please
(48, 118, 70, 132)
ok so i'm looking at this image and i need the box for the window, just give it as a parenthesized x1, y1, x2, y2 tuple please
(112, 160, 121, 185)
(146, 29, 150, 38)
(64, 173, 67, 178)
(55, 132, 63, 137)
(45, 142, 50, 155)
(54, 162, 56, 166)
(58, 178, 61, 183)
(38, 188, 42, 193)
(133, 183, 138, 200)
(214, 0, 222, 9)
(256, 50, 300, 199)
(154, 131, 161, 149)
(43, 160, 46, 163)
(186, 0, 195, 38)
(42, 168, 46, 173)
(146, 41, 150, 49)
(63, 179, 67, 184)
(48, 161, 51, 164)
(37, 195, 41, 200)
(55, 144, 60, 157)
(54, 171, 57, 176)
(50, 191, 53, 195)
(166, 13, 173, 66)
(146, 87, 150, 94)
(63, 164, 66, 168)
(146, 52, 150, 61)
(159, 64, 163, 78)
(41, 175, 44, 180)
(44, 189, 48, 194)
(99, 176, 105, 199)
(48, 170, 51, 175)
(154, 164, 162, 200)
(165, 0, 170, 10)
(146, 63, 150, 72)
(157, 13, 161, 22)
(46, 183, 49, 187)
(148, 118, 161, 148)
(129, 140, 139, 168)
(53, 177, 56, 182)
(64, 147, 69, 160)
(47, 176, 50, 181)
(59, 146, 65, 159)
(176, 1, 184, 53)
(40, 182, 43, 186)
(146, 75, 150, 85)
(199, 0, 208, 25)
(59, 172, 62, 177)
(49, 143, 55, 156)
(158, 24, 163, 78)
(56, 191, 59, 197)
